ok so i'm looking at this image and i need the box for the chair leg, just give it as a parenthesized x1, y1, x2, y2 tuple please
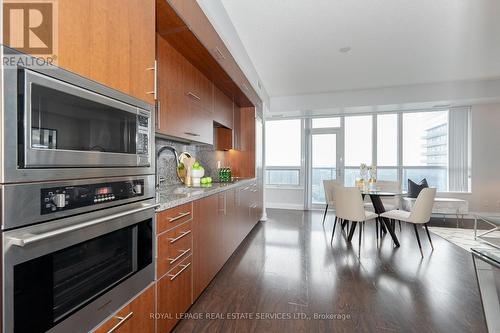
(375, 219, 379, 240)
(424, 223, 434, 250)
(399, 220, 402, 232)
(358, 221, 363, 251)
(413, 224, 423, 257)
(322, 204, 329, 225)
(330, 216, 338, 244)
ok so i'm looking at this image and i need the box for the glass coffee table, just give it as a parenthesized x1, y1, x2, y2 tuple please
(474, 213, 500, 248)
(472, 248, 500, 332)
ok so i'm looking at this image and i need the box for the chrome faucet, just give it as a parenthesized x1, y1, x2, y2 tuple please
(156, 145, 180, 189)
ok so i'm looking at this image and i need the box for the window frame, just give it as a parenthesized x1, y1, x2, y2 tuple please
(264, 118, 305, 189)
(264, 108, 471, 195)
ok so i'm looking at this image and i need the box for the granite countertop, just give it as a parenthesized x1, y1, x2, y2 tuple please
(156, 178, 257, 212)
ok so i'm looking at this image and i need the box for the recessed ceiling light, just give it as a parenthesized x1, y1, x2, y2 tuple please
(339, 46, 351, 53)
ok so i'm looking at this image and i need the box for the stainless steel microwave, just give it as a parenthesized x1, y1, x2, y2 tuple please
(0, 46, 155, 183)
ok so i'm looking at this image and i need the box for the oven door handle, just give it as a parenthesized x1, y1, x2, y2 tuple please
(7, 203, 160, 247)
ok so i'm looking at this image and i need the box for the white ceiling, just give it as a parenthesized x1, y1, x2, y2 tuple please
(220, 0, 500, 97)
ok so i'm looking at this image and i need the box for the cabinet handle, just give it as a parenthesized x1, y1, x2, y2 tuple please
(251, 189, 257, 193)
(168, 263, 191, 281)
(218, 194, 227, 215)
(214, 47, 226, 60)
(107, 312, 134, 333)
(146, 61, 157, 100)
(167, 248, 191, 264)
(168, 230, 191, 243)
(168, 211, 191, 222)
(187, 92, 201, 100)
(184, 132, 200, 137)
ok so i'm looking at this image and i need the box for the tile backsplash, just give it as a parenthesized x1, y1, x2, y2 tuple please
(156, 137, 228, 188)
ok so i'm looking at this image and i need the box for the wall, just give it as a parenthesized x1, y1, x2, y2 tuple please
(266, 187, 305, 210)
(265, 103, 500, 213)
(439, 103, 500, 213)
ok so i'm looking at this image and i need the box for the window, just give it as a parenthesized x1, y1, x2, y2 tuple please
(312, 117, 340, 128)
(377, 114, 398, 166)
(402, 111, 448, 191)
(345, 115, 372, 166)
(403, 111, 448, 167)
(265, 119, 302, 186)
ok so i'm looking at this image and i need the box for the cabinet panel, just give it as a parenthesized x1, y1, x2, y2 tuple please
(157, 35, 214, 144)
(89, 0, 130, 95)
(8, 0, 155, 104)
(157, 221, 192, 278)
(215, 127, 233, 151)
(193, 195, 220, 299)
(57, 0, 91, 78)
(157, 256, 192, 333)
(128, 0, 156, 104)
(156, 34, 190, 138)
(222, 189, 239, 259)
(93, 285, 155, 333)
(214, 87, 233, 129)
(156, 202, 193, 234)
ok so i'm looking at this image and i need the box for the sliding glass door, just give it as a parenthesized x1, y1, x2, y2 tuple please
(309, 128, 343, 207)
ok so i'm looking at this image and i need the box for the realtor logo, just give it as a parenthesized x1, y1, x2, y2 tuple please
(3, 0, 57, 57)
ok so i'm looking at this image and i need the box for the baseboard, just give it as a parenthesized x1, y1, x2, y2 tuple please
(266, 203, 304, 210)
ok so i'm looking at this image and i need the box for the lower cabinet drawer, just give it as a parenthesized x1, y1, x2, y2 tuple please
(92, 284, 155, 333)
(157, 221, 192, 278)
(157, 203, 193, 234)
(156, 255, 193, 333)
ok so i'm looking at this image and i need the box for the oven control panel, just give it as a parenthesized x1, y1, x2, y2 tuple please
(41, 179, 145, 214)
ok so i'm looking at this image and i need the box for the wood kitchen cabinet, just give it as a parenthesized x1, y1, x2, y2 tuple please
(214, 87, 234, 129)
(192, 194, 221, 299)
(157, 34, 214, 144)
(5, 0, 156, 104)
(215, 127, 233, 151)
(157, 255, 193, 333)
(92, 284, 155, 333)
(163, 0, 261, 107)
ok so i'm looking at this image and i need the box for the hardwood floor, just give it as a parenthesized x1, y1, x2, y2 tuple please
(174, 209, 487, 332)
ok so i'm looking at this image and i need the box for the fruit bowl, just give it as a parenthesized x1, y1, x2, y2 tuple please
(191, 169, 205, 179)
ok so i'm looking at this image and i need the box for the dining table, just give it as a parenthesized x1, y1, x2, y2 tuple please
(346, 190, 404, 247)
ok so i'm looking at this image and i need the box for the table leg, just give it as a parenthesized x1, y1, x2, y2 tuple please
(474, 217, 478, 240)
(370, 194, 400, 247)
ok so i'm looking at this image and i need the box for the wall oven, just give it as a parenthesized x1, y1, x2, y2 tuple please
(3, 198, 157, 333)
(1, 46, 154, 183)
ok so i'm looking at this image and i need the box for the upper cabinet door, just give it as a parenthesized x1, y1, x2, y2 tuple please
(157, 34, 214, 145)
(156, 34, 190, 138)
(214, 87, 233, 129)
(89, 0, 156, 104)
(6, 0, 156, 105)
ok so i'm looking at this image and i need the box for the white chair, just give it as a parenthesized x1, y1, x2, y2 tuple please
(380, 188, 437, 257)
(332, 186, 378, 250)
(322, 180, 341, 225)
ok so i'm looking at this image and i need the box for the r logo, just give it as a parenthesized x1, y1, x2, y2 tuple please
(3, 1, 56, 55)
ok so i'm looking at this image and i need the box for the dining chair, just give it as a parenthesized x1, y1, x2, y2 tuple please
(380, 188, 437, 257)
(332, 186, 378, 250)
(322, 180, 341, 225)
